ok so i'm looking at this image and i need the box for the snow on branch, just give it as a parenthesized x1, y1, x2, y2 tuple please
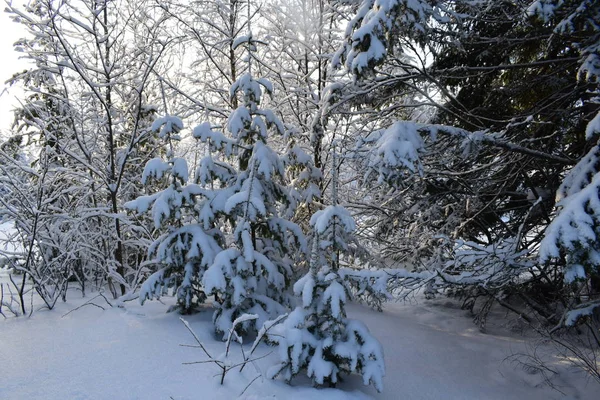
(339, 267, 392, 311)
(142, 158, 170, 185)
(579, 51, 600, 83)
(192, 122, 234, 155)
(232, 33, 253, 51)
(333, 0, 461, 77)
(138, 268, 168, 304)
(565, 301, 600, 326)
(527, 0, 559, 22)
(355, 121, 573, 186)
(360, 121, 425, 184)
(540, 171, 600, 282)
(151, 115, 183, 139)
(310, 205, 356, 236)
(230, 73, 272, 104)
(425, 124, 573, 164)
(528, 1, 600, 81)
(228, 107, 252, 138)
(556, 145, 600, 201)
(439, 238, 533, 289)
(540, 108, 600, 292)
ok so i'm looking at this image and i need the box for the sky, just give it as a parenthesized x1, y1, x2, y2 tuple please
(0, 1, 28, 138)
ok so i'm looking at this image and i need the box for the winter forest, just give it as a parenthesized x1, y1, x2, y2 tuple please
(0, 0, 599, 399)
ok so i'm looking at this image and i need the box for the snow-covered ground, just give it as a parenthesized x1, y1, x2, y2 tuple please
(0, 285, 597, 400)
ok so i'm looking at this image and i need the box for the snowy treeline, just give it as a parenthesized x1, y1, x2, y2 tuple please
(1, 0, 600, 388)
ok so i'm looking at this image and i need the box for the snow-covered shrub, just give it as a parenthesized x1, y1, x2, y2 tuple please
(202, 88, 306, 335)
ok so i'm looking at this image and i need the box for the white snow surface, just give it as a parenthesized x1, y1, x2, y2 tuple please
(0, 286, 597, 399)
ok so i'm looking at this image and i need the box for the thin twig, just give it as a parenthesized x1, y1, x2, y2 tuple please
(239, 374, 261, 397)
(180, 317, 214, 360)
(61, 294, 110, 318)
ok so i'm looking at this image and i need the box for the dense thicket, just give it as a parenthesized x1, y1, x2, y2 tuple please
(1, 0, 600, 388)
(329, 0, 599, 381)
(331, 0, 598, 319)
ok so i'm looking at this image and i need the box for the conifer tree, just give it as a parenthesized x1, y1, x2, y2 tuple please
(127, 1, 309, 332)
(268, 146, 385, 391)
(201, 17, 307, 336)
(125, 114, 223, 313)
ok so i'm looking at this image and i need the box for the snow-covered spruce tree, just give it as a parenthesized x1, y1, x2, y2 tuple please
(268, 147, 385, 391)
(125, 115, 223, 313)
(539, 117, 600, 324)
(522, 0, 600, 330)
(200, 26, 307, 337)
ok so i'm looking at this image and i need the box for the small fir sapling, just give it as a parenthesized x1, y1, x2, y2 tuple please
(268, 146, 385, 391)
(200, 28, 307, 337)
(125, 115, 223, 313)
